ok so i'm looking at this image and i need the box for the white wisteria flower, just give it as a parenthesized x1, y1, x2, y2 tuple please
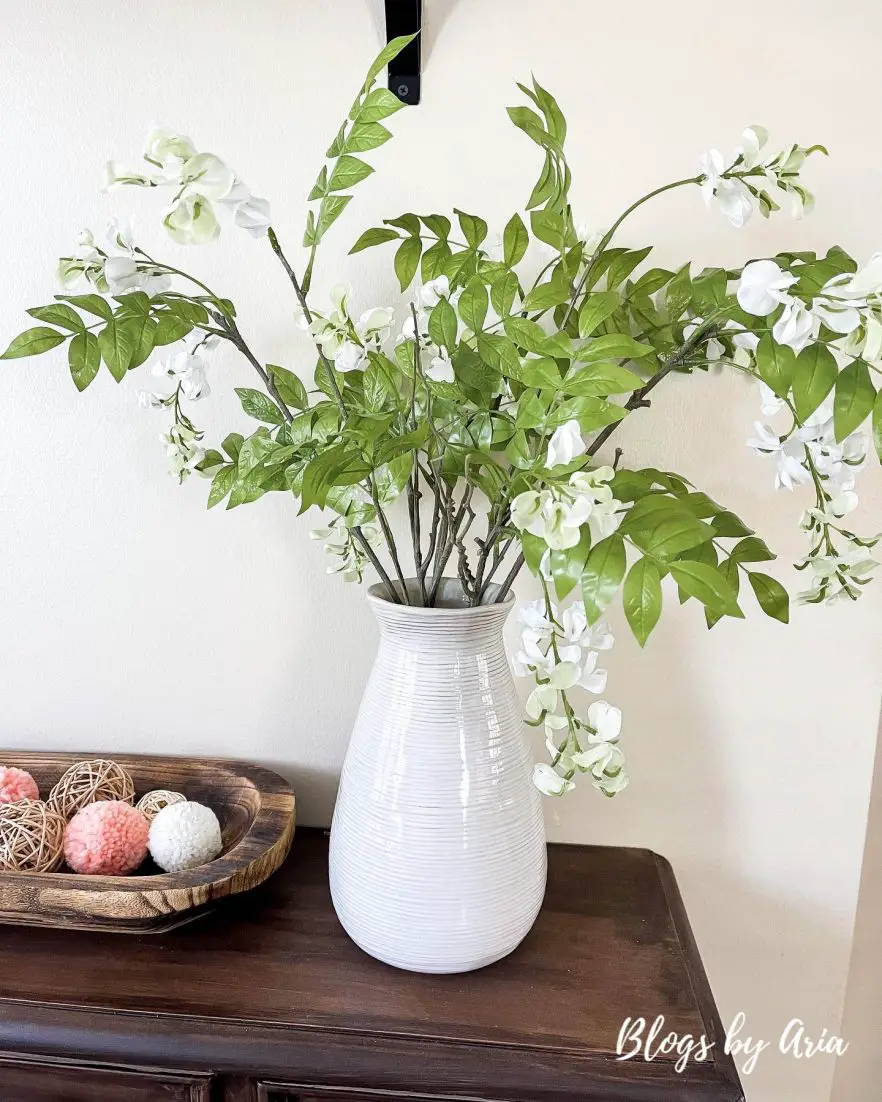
(426, 345, 455, 383)
(420, 275, 449, 307)
(153, 350, 211, 401)
(357, 307, 395, 342)
(533, 763, 574, 797)
(542, 496, 592, 550)
(772, 299, 814, 353)
(699, 149, 753, 228)
(735, 125, 769, 170)
(737, 260, 799, 316)
(746, 423, 811, 490)
(334, 340, 367, 374)
(161, 423, 204, 482)
(144, 127, 196, 171)
(233, 196, 272, 239)
(546, 419, 585, 468)
(162, 194, 220, 245)
(757, 381, 786, 417)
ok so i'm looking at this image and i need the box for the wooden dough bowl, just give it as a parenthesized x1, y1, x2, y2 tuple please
(0, 752, 296, 934)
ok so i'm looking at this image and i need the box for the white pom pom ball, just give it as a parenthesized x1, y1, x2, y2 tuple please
(148, 800, 223, 873)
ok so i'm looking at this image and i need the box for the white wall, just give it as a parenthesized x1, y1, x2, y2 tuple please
(833, 714, 882, 1101)
(1, 3, 880, 1100)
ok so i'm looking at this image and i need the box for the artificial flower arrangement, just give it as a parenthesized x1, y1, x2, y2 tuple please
(5, 36, 881, 800)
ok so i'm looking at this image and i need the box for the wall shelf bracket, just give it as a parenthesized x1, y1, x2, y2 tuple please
(385, 0, 422, 105)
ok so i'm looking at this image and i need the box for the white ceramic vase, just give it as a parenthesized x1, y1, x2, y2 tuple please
(329, 579, 547, 974)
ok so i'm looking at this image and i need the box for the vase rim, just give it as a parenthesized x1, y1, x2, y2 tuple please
(366, 577, 515, 614)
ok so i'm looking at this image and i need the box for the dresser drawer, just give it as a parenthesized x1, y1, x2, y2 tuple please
(0, 1056, 211, 1101)
(257, 1086, 468, 1102)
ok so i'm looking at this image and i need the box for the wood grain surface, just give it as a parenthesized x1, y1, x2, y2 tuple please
(0, 751, 296, 932)
(0, 828, 743, 1100)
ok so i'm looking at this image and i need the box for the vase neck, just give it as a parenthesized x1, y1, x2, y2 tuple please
(367, 578, 513, 650)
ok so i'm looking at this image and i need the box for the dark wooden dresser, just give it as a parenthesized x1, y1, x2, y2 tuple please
(0, 828, 742, 1101)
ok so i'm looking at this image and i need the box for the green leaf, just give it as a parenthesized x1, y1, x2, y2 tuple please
(349, 226, 399, 254)
(237, 427, 276, 474)
(581, 535, 626, 624)
(622, 499, 716, 559)
(529, 77, 567, 143)
(384, 213, 421, 236)
(578, 334, 653, 362)
(207, 465, 235, 509)
(605, 247, 652, 290)
(747, 571, 790, 623)
(361, 32, 418, 88)
(507, 355, 562, 390)
(1, 326, 66, 359)
(711, 511, 753, 538)
(68, 331, 100, 391)
(503, 213, 529, 267)
(623, 558, 663, 647)
(550, 530, 591, 600)
(833, 360, 875, 441)
(504, 316, 547, 354)
(669, 561, 742, 616)
(793, 344, 837, 421)
(56, 293, 113, 320)
(343, 121, 392, 153)
(428, 299, 458, 350)
(327, 154, 373, 192)
(354, 86, 407, 123)
(268, 364, 308, 410)
(310, 194, 352, 245)
(222, 433, 244, 462)
(455, 209, 488, 249)
(97, 320, 135, 381)
(578, 292, 620, 338)
(458, 278, 489, 333)
(873, 390, 882, 461)
(515, 391, 546, 430)
(113, 292, 151, 316)
(126, 314, 157, 369)
(530, 209, 566, 249)
(154, 311, 192, 347)
(489, 270, 519, 318)
(363, 356, 395, 410)
(421, 240, 452, 281)
(755, 335, 796, 399)
(564, 362, 642, 397)
(420, 214, 451, 238)
(730, 536, 775, 564)
(545, 395, 626, 433)
(235, 387, 285, 425)
(165, 300, 209, 325)
(394, 236, 422, 291)
(522, 277, 570, 312)
(27, 304, 84, 332)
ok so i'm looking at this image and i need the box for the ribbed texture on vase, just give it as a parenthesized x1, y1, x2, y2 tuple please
(330, 579, 547, 974)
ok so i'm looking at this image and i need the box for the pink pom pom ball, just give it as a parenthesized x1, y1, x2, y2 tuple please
(0, 766, 39, 805)
(64, 800, 149, 876)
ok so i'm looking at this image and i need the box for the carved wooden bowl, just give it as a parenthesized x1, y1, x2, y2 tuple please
(0, 752, 296, 933)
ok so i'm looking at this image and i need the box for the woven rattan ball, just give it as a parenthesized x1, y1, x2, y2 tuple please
(136, 789, 186, 823)
(0, 800, 66, 872)
(48, 759, 135, 820)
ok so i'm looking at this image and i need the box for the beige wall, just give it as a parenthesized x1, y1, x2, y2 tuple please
(1, 3, 880, 1099)
(833, 714, 882, 1101)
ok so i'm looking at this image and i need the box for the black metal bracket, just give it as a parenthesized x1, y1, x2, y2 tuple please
(385, 0, 422, 105)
